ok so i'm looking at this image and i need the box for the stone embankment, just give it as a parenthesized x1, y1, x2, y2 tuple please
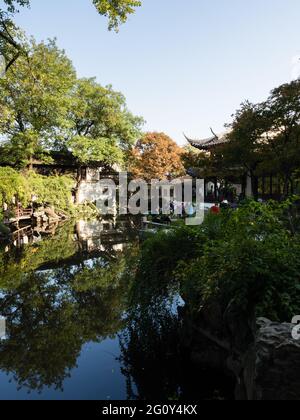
(182, 304, 300, 400)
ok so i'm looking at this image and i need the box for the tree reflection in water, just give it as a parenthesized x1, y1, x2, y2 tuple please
(119, 243, 235, 401)
(0, 221, 134, 393)
(0, 220, 235, 399)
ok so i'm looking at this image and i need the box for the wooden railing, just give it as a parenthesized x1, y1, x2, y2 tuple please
(14, 207, 33, 219)
(12, 225, 32, 237)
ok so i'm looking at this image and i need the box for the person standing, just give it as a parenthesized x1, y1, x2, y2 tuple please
(210, 203, 220, 215)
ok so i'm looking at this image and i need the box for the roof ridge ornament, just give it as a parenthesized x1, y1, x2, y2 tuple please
(210, 127, 218, 139)
(183, 130, 229, 150)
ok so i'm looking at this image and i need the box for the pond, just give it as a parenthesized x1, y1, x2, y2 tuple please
(0, 218, 234, 400)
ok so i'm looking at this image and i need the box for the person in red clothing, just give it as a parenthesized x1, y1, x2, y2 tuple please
(210, 203, 220, 215)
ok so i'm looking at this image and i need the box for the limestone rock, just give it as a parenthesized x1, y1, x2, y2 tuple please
(256, 321, 300, 400)
(44, 207, 60, 221)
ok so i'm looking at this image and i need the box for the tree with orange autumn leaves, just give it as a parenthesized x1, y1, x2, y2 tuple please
(129, 132, 185, 181)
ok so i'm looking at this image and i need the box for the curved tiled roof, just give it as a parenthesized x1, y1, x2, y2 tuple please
(184, 131, 230, 150)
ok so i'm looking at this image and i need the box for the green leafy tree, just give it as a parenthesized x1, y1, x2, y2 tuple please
(224, 102, 268, 199)
(63, 78, 143, 201)
(262, 80, 300, 196)
(0, 167, 30, 216)
(66, 78, 143, 166)
(182, 145, 211, 177)
(0, 39, 76, 168)
(0, 0, 141, 69)
(0, 1, 29, 70)
(0, 167, 75, 221)
(93, 0, 141, 30)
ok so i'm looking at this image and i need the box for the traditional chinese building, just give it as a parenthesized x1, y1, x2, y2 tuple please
(0, 149, 120, 224)
(184, 129, 300, 202)
(31, 151, 120, 204)
(184, 131, 255, 202)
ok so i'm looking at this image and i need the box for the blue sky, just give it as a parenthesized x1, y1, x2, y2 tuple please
(13, 0, 300, 144)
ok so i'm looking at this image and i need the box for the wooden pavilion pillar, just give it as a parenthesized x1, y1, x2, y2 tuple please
(270, 175, 273, 197)
(262, 176, 266, 197)
(214, 178, 218, 201)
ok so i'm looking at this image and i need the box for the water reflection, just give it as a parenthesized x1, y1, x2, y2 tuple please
(0, 218, 234, 400)
(119, 259, 234, 401)
(0, 219, 136, 396)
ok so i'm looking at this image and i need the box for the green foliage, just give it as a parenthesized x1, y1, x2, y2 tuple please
(187, 79, 300, 199)
(66, 78, 143, 166)
(0, 0, 141, 75)
(68, 135, 123, 165)
(136, 202, 300, 322)
(187, 202, 300, 321)
(221, 80, 300, 197)
(0, 167, 75, 217)
(0, 38, 76, 167)
(93, 0, 141, 30)
(0, 223, 78, 288)
(1, 0, 29, 14)
(0, 223, 132, 391)
(182, 145, 211, 177)
(0, 39, 143, 169)
(0, 222, 10, 236)
(226, 102, 267, 169)
(0, 1, 140, 33)
(0, 36, 143, 214)
(261, 80, 300, 192)
(137, 227, 204, 287)
(0, 167, 30, 213)
(26, 171, 74, 211)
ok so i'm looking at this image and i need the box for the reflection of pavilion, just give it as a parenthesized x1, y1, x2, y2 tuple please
(76, 220, 129, 253)
(0, 317, 6, 341)
(8, 222, 61, 250)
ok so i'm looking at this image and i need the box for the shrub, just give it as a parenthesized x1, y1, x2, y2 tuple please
(26, 172, 74, 212)
(136, 201, 300, 322)
(0, 167, 31, 220)
(0, 167, 75, 218)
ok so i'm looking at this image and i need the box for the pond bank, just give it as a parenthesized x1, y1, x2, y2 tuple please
(181, 302, 300, 400)
(0, 203, 101, 243)
(0, 218, 236, 400)
(1, 203, 299, 400)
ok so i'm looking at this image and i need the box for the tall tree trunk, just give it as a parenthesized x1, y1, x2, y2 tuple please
(283, 174, 290, 198)
(29, 155, 33, 171)
(75, 166, 83, 204)
(251, 174, 259, 200)
(241, 174, 247, 199)
(289, 177, 294, 196)
(214, 178, 218, 201)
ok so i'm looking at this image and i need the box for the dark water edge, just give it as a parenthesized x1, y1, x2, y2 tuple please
(0, 219, 235, 400)
(0, 339, 127, 400)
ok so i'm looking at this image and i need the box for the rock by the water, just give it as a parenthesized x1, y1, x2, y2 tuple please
(44, 207, 60, 221)
(0, 222, 11, 238)
(185, 310, 300, 400)
(33, 207, 61, 224)
(256, 321, 300, 400)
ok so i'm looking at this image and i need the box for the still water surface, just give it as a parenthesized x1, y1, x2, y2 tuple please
(0, 219, 234, 400)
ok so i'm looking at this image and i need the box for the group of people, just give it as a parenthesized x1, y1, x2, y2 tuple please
(210, 199, 238, 215)
(153, 199, 239, 221)
(170, 200, 195, 217)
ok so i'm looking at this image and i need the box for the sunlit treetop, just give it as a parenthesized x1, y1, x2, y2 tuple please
(1, 0, 29, 15)
(93, 0, 142, 31)
(0, 0, 142, 69)
(0, 0, 141, 30)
